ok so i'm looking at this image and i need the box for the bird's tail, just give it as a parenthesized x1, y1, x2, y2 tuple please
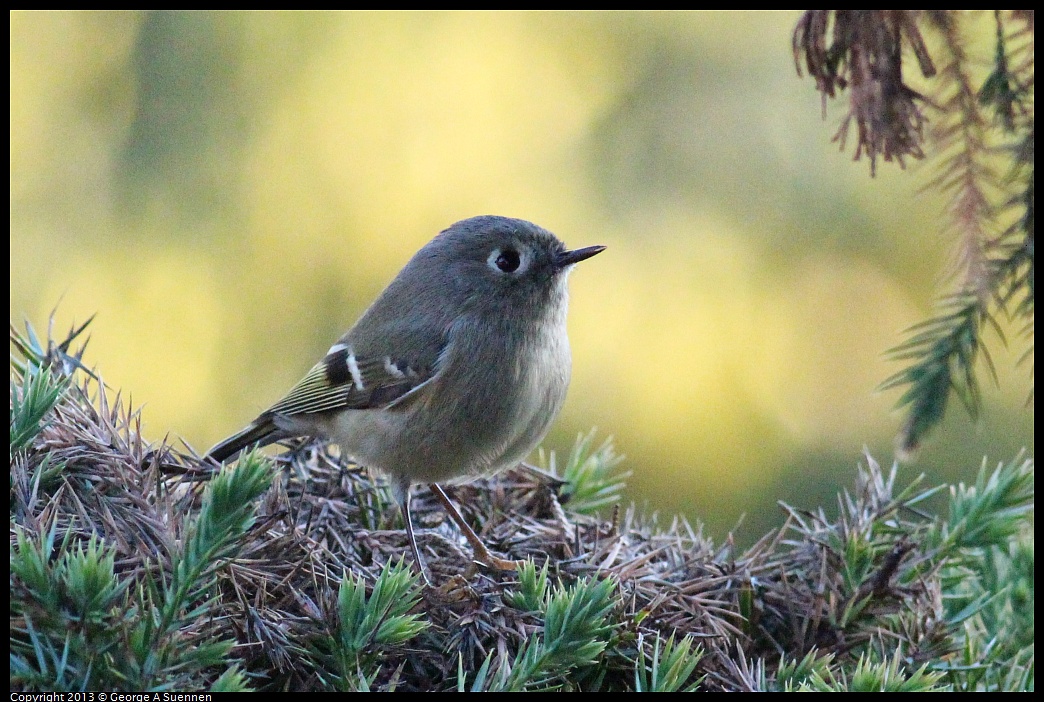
(206, 415, 284, 463)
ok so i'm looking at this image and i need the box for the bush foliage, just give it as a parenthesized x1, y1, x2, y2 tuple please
(10, 318, 1033, 691)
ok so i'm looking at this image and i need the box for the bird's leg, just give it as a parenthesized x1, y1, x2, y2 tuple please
(392, 478, 432, 586)
(427, 483, 524, 571)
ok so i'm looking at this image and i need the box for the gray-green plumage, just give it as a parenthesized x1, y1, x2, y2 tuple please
(206, 215, 604, 579)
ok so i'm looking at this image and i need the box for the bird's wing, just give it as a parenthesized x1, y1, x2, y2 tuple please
(207, 328, 449, 463)
(267, 342, 440, 416)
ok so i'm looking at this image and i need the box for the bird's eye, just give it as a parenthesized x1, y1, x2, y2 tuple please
(490, 248, 521, 273)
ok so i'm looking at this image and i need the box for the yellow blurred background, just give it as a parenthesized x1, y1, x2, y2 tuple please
(10, 11, 1033, 543)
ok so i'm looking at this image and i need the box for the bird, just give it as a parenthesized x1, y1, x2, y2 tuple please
(206, 215, 604, 582)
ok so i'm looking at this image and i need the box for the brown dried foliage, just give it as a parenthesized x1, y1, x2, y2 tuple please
(11, 361, 955, 691)
(796, 11, 1034, 455)
(794, 10, 935, 174)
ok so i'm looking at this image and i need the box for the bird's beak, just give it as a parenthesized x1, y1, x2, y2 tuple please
(555, 245, 606, 269)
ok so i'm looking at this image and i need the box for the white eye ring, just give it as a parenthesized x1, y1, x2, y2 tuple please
(487, 246, 529, 275)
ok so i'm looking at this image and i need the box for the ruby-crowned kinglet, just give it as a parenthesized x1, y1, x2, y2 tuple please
(207, 215, 604, 582)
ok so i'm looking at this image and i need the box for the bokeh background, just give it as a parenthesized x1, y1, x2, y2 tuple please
(10, 11, 1033, 545)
